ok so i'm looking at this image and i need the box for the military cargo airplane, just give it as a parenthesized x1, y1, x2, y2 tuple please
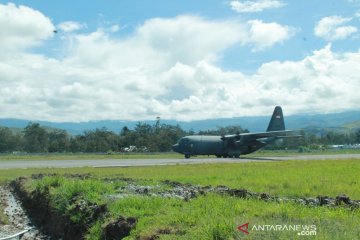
(172, 106, 295, 158)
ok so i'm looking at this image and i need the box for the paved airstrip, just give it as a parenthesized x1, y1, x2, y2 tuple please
(0, 154, 360, 169)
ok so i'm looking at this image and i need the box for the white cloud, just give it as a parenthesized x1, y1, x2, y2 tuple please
(247, 20, 295, 51)
(314, 15, 358, 41)
(65, 16, 293, 70)
(230, 0, 284, 13)
(1, 7, 359, 122)
(134, 16, 247, 65)
(0, 3, 54, 52)
(58, 21, 85, 32)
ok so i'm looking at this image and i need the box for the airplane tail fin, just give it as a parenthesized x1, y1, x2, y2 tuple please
(266, 106, 285, 132)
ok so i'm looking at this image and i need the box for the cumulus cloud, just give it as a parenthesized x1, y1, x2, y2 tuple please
(230, 0, 284, 13)
(0, 6, 358, 122)
(57, 21, 85, 32)
(0, 3, 54, 52)
(314, 15, 358, 41)
(64, 15, 293, 71)
(246, 20, 295, 51)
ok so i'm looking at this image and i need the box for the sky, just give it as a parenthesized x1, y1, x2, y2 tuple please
(1, 0, 360, 122)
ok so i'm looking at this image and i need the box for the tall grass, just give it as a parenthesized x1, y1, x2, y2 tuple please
(90, 194, 360, 239)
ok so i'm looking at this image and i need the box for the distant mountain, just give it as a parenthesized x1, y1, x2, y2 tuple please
(341, 120, 360, 129)
(0, 110, 359, 135)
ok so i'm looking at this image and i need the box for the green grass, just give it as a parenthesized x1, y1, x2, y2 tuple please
(1, 159, 360, 198)
(22, 174, 360, 240)
(252, 148, 360, 156)
(97, 194, 359, 240)
(1, 159, 360, 239)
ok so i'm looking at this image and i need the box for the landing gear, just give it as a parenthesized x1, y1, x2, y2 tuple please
(216, 155, 222, 158)
(234, 155, 240, 158)
(185, 154, 191, 159)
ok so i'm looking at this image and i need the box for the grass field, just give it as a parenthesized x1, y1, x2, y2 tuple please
(1, 158, 360, 239)
(1, 159, 359, 198)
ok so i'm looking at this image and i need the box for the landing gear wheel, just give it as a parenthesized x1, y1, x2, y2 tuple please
(185, 154, 190, 159)
(216, 155, 221, 158)
(234, 155, 240, 158)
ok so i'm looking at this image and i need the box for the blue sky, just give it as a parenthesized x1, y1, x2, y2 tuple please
(15, 0, 359, 70)
(1, 0, 360, 121)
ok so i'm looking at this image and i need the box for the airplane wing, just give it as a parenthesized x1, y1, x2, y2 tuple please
(223, 130, 293, 139)
(221, 130, 297, 144)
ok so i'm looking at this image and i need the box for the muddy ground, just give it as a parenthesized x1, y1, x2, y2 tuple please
(1, 174, 359, 239)
(0, 185, 49, 239)
(110, 178, 360, 208)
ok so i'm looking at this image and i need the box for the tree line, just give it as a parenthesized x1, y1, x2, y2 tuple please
(0, 122, 359, 153)
(265, 129, 360, 151)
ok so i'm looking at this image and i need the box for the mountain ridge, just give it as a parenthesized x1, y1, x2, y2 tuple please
(1, 110, 360, 135)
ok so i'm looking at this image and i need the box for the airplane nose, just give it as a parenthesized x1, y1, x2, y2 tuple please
(172, 144, 179, 152)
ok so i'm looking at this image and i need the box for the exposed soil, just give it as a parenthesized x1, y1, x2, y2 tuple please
(137, 227, 184, 240)
(115, 179, 360, 208)
(0, 185, 49, 239)
(9, 174, 137, 240)
(103, 216, 137, 240)
(9, 177, 109, 240)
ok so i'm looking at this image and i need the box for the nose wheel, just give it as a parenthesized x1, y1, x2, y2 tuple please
(185, 154, 191, 159)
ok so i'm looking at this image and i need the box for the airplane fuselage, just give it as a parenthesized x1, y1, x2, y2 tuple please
(172, 135, 275, 158)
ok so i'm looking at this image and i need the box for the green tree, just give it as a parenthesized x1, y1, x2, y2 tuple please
(75, 128, 120, 152)
(48, 130, 70, 152)
(356, 129, 360, 143)
(69, 135, 86, 152)
(23, 123, 48, 153)
(0, 127, 21, 152)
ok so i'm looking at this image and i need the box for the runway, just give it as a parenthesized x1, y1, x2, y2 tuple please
(0, 154, 359, 169)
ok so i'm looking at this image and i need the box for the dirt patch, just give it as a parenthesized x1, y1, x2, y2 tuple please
(10, 177, 107, 240)
(137, 227, 182, 240)
(31, 173, 92, 180)
(103, 216, 137, 240)
(117, 179, 360, 208)
(9, 176, 138, 240)
(0, 185, 49, 239)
